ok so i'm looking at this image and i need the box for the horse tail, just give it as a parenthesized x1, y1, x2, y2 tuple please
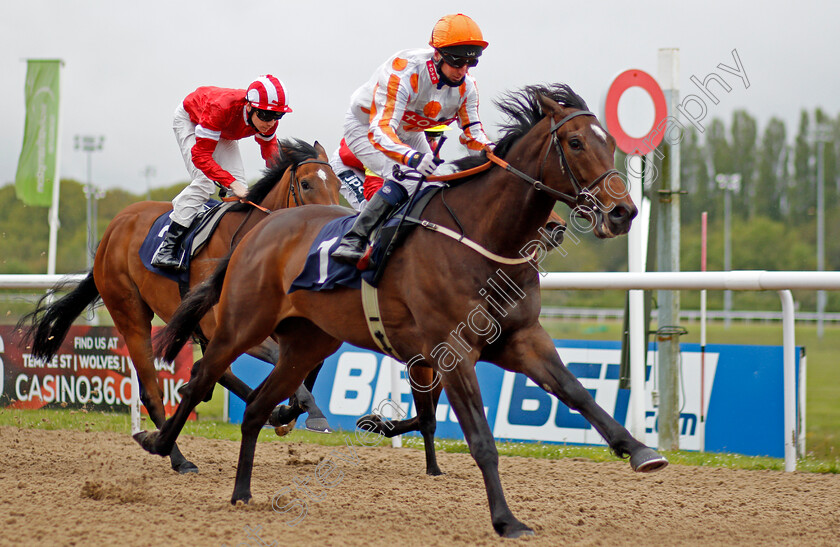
(16, 271, 101, 361)
(155, 253, 231, 363)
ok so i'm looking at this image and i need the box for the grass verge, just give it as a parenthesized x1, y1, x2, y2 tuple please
(3, 406, 838, 474)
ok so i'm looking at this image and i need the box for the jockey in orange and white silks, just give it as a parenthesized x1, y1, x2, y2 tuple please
(152, 75, 292, 272)
(331, 13, 493, 265)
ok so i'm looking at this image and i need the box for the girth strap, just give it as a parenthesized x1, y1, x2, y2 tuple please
(361, 279, 405, 362)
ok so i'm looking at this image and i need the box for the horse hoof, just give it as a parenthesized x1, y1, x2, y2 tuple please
(501, 523, 535, 538)
(133, 430, 158, 455)
(630, 447, 669, 473)
(274, 418, 296, 437)
(426, 467, 444, 476)
(269, 404, 302, 428)
(174, 461, 199, 474)
(231, 492, 252, 506)
(356, 414, 385, 434)
(304, 417, 333, 433)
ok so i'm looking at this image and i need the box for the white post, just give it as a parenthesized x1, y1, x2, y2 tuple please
(390, 358, 403, 448)
(627, 154, 646, 441)
(778, 290, 796, 472)
(130, 366, 141, 435)
(699, 212, 708, 452)
(47, 94, 62, 275)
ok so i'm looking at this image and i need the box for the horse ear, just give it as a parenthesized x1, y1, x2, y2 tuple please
(537, 93, 562, 116)
(314, 140, 328, 160)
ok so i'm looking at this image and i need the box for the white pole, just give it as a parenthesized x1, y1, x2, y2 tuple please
(779, 290, 796, 472)
(700, 212, 708, 452)
(46, 62, 64, 275)
(223, 386, 229, 423)
(130, 366, 141, 435)
(390, 358, 403, 448)
(627, 154, 645, 441)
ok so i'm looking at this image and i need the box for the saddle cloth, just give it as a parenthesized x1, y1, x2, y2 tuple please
(288, 186, 440, 293)
(139, 199, 232, 283)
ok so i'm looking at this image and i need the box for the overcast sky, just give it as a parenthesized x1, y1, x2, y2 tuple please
(2, 0, 838, 193)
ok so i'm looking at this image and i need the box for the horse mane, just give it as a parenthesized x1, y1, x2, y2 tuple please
(230, 138, 319, 211)
(451, 83, 588, 173)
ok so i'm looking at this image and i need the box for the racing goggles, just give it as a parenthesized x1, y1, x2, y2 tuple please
(253, 108, 285, 122)
(439, 51, 479, 69)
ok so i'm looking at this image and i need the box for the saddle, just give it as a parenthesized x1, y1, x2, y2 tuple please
(139, 199, 233, 288)
(288, 185, 442, 294)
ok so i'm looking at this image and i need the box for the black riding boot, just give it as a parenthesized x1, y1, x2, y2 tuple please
(151, 221, 189, 272)
(331, 193, 399, 264)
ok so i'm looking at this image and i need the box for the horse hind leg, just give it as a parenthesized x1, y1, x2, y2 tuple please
(268, 363, 332, 435)
(356, 364, 443, 475)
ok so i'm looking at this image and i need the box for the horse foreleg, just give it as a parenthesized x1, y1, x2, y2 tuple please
(115, 320, 198, 473)
(441, 364, 533, 538)
(493, 326, 667, 472)
(232, 324, 341, 505)
(135, 328, 256, 460)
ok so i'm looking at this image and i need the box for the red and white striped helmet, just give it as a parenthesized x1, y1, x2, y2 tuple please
(246, 75, 292, 113)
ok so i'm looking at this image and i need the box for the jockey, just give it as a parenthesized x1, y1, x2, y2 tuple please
(152, 75, 292, 271)
(330, 13, 494, 264)
(330, 125, 453, 212)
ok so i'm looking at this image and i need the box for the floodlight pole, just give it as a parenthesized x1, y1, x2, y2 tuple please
(814, 124, 832, 339)
(75, 135, 105, 270)
(715, 174, 741, 329)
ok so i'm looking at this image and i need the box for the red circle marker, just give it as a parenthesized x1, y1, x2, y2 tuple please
(604, 69, 667, 154)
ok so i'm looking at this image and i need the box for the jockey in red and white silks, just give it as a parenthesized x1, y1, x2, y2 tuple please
(153, 75, 291, 272)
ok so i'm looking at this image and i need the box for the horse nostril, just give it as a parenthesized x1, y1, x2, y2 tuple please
(609, 204, 637, 224)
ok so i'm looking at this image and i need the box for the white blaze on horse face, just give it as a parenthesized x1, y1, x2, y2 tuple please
(317, 169, 328, 182)
(590, 124, 607, 144)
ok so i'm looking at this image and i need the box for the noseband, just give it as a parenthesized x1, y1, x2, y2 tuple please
(287, 159, 331, 207)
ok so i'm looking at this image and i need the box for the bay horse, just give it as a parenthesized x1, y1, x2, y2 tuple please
(19, 139, 341, 473)
(142, 84, 667, 538)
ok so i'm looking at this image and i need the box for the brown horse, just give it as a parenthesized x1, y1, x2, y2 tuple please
(143, 84, 667, 538)
(19, 139, 341, 473)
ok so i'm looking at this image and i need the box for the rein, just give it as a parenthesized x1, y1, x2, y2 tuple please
(427, 110, 619, 210)
(220, 158, 332, 212)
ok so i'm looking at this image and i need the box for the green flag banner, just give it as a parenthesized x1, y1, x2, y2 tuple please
(15, 60, 61, 207)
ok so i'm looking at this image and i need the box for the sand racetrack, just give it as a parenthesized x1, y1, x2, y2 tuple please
(1, 426, 839, 546)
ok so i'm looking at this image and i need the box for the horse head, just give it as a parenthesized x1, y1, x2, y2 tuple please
(534, 88, 637, 238)
(243, 139, 341, 211)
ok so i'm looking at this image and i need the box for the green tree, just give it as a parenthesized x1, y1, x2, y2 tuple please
(790, 110, 815, 223)
(730, 110, 758, 217)
(755, 117, 788, 220)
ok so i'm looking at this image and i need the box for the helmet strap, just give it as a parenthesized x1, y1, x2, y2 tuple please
(433, 57, 464, 88)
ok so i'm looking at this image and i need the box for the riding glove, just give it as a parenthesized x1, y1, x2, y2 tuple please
(229, 180, 249, 198)
(408, 153, 439, 177)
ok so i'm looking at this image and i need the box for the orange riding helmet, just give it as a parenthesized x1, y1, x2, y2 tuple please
(429, 13, 488, 59)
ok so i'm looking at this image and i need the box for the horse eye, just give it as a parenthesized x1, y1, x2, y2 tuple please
(569, 138, 583, 151)
(301, 180, 311, 190)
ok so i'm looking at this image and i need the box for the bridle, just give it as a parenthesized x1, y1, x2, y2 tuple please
(486, 110, 620, 212)
(224, 157, 332, 246)
(286, 159, 331, 207)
